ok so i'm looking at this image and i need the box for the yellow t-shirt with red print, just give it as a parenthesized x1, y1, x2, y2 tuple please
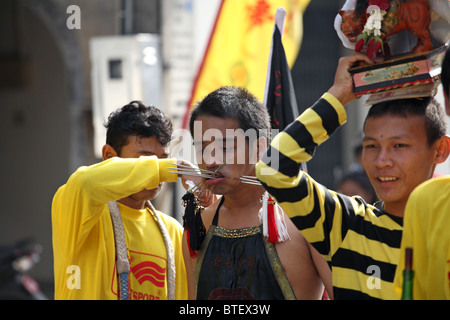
(52, 156, 187, 300)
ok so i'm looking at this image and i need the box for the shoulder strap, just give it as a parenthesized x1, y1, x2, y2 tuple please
(108, 201, 130, 300)
(211, 196, 225, 226)
(146, 201, 176, 300)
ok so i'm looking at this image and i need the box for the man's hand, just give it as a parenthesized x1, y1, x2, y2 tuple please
(327, 53, 373, 106)
(177, 159, 217, 207)
(176, 159, 199, 188)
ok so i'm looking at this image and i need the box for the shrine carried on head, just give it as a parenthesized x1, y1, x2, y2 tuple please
(335, 0, 450, 104)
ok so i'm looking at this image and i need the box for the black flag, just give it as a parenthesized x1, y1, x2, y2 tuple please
(264, 8, 306, 173)
(264, 9, 299, 131)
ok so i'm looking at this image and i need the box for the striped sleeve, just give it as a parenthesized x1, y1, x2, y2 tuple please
(257, 94, 405, 299)
(255, 93, 349, 258)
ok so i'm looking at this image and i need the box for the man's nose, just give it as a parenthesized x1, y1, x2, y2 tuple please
(375, 147, 394, 168)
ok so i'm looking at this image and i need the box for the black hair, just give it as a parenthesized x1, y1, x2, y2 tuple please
(188, 86, 271, 141)
(364, 97, 447, 146)
(105, 101, 173, 155)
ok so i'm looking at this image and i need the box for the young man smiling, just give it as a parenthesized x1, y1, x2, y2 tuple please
(361, 97, 449, 216)
(256, 53, 450, 299)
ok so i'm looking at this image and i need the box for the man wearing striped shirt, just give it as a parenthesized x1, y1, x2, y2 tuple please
(255, 53, 450, 299)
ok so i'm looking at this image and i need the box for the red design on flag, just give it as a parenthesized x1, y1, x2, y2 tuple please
(131, 261, 166, 288)
(246, 0, 272, 29)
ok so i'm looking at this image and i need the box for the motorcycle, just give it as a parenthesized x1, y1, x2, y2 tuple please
(0, 238, 48, 300)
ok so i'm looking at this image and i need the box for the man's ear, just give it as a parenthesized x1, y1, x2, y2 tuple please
(102, 144, 118, 161)
(435, 135, 450, 164)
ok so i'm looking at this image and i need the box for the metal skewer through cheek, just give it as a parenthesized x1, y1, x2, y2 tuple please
(168, 160, 261, 186)
(168, 161, 227, 196)
(239, 176, 261, 185)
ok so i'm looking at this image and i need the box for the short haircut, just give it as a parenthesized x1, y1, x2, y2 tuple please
(188, 86, 271, 142)
(363, 97, 447, 146)
(105, 101, 173, 155)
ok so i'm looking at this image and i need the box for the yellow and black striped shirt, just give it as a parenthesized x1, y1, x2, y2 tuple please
(255, 93, 403, 300)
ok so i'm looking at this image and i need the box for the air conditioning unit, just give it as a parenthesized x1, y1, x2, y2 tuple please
(89, 34, 162, 158)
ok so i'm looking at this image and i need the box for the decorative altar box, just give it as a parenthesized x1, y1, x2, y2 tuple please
(349, 43, 448, 100)
(364, 82, 439, 105)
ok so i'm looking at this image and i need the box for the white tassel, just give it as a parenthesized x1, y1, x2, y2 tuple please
(258, 193, 290, 243)
(259, 193, 269, 238)
(273, 201, 290, 242)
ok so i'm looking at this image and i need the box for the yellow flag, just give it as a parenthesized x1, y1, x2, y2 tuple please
(183, 0, 310, 128)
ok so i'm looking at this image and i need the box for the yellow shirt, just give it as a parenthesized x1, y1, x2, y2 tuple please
(52, 156, 188, 300)
(394, 176, 450, 299)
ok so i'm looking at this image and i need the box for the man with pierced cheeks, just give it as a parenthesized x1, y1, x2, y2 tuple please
(183, 86, 327, 300)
